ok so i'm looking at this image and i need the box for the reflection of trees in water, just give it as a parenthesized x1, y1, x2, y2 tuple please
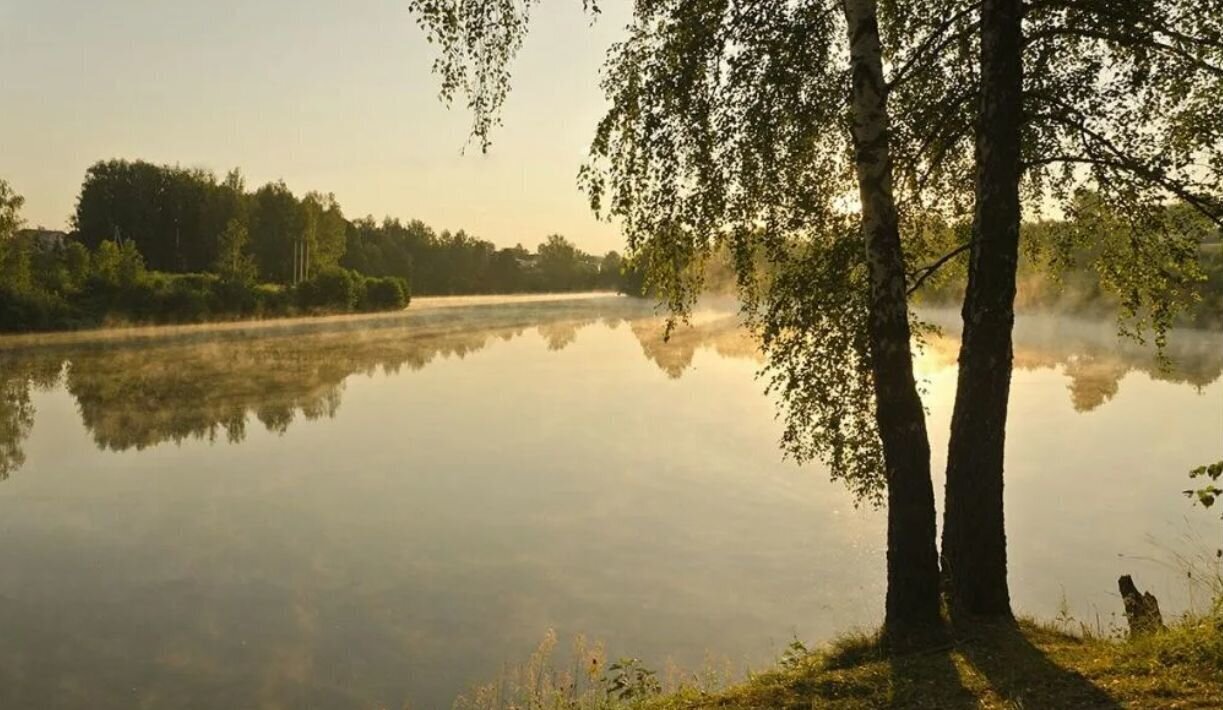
(536, 320, 590, 351)
(922, 312, 1223, 412)
(0, 376, 35, 481)
(0, 356, 65, 480)
(629, 315, 760, 378)
(0, 302, 1219, 477)
(0, 301, 658, 473)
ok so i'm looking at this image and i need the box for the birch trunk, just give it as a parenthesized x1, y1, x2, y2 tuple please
(941, 0, 1023, 618)
(842, 0, 942, 632)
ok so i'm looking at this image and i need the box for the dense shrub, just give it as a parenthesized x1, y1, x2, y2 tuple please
(155, 274, 214, 323)
(0, 288, 76, 331)
(211, 278, 258, 315)
(252, 284, 292, 315)
(296, 268, 359, 311)
(358, 276, 409, 311)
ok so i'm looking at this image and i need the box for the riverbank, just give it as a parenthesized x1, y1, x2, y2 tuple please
(455, 605, 1223, 709)
(0, 291, 625, 351)
(644, 615, 1223, 709)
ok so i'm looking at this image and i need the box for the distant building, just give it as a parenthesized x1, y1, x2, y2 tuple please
(14, 229, 69, 251)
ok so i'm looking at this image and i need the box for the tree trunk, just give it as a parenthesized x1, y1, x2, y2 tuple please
(941, 0, 1023, 618)
(843, 0, 942, 633)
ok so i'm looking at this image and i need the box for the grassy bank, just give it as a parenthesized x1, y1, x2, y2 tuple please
(647, 615, 1223, 709)
(461, 609, 1223, 709)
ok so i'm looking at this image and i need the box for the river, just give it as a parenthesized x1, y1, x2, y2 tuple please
(0, 294, 1219, 708)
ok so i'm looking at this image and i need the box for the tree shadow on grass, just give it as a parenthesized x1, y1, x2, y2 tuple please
(955, 619, 1122, 709)
(821, 630, 976, 709)
(887, 646, 977, 709)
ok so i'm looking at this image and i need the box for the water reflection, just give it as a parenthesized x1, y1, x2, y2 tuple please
(1, 299, 1220, 479)
(923, 312, 1223, 412)
(0, 296, 1219, 708)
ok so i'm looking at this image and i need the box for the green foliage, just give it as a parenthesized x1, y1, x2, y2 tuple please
(10, 154, 641, 332)
(0, 234, 34, 294)
(1139, 609, 1223, 660)
(0, 179, 23, 241)
(296, 267, 359, 311)
(0, 181, 74, 330)
(6, 159, 640, 336)
(410, 0, 1223, 512)
(407, 0, 603, 153)
(74, 159, 244, 272)
(603, 659, 662, 702)
(410, 0, 950, 501)
(90, 240, 122, 288)
(452, 629, 677, 710)
(0, 179, 31, 292)
(538, 234, 597, 291)
(1047, 193, 1212, 344)
(249, 180, 305, 284)
(754, 231, 886, 502)
(0, 236, 406, 332)
(214, 218, 258, 285)
(342, 216, 630, 295)
(301, 192, 347, 274)
(62, 241, 91, 289)
(915, 198, 1223, 330)
(1186, 461, 1223, 513)
(116, 240, 146, 288)
(357, 275, 409, 311)
(778, 638, 812, 672)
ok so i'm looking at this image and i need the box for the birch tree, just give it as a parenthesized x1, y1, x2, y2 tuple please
(932, 0, 1223, 617)
(406, 0, 1223, 631)
(409, 0, 978, 634)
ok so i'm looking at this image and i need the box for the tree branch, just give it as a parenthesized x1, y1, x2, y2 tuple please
(886, 1, 983, 92)
(907, 241, 974, 295)
(1024, 0, 1223, 53)
(1024, 155, 1223, 229)
(1024, 27, 1223, 78)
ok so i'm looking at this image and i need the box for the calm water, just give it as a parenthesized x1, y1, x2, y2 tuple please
(0, 294, 1220, 708)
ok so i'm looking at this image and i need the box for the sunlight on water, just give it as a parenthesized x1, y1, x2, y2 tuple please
(0, 295, 1219, 708)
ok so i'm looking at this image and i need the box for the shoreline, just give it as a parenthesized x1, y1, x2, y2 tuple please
(0, 291, 626, 351)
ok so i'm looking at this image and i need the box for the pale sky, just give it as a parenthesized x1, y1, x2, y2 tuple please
(0, 0, 631, 254)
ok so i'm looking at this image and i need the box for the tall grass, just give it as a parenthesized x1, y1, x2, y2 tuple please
(451, 631, 737, 710)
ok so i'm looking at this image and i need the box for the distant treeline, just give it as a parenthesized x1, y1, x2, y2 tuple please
(0, 160, 642, 333)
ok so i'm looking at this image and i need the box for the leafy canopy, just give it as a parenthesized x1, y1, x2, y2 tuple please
(411, 0, 1223, 502)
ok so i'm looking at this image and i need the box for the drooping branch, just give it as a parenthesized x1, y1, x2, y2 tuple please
(408, 0, 604, 151)
(1025, 154, 1223, 228)
(1023, 86, 1223, 227)
(1024, 0, 1223, 52)
(906, 241, 973, 295)
(1024, 27, 1223, 78)
(885, 1, 982, 92)
(913, 120, 975, 192)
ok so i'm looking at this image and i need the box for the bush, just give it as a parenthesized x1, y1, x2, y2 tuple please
(358, 276, 409, 311)
(154, 274, 214, 323)
(252, 283, 292, 316)
(296, 268, 359, 311)
(211, 278, 258, 315)
(0, 287, 76, 332)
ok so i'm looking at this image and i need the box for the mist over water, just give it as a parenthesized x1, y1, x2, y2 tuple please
(0, 294, 1219, 708)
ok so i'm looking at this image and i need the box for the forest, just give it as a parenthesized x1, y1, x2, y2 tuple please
(0, 161, 639, 333)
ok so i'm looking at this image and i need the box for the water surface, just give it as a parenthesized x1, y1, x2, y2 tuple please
(0, 295, 1219, 708)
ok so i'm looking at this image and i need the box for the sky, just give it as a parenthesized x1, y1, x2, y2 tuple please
(0, 0, 631, 254)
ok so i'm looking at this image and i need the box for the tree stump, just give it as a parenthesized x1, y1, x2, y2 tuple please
(1118, 575, 1164, 637)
